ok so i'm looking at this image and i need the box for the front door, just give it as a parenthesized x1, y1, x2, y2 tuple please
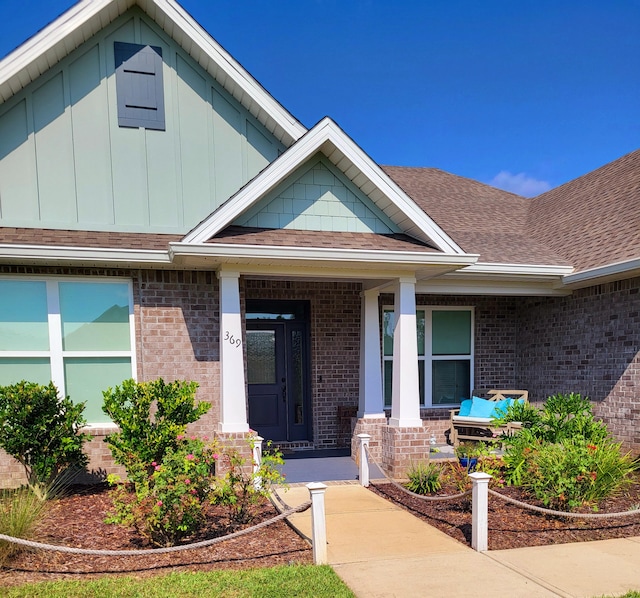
(246, 300, 311, 442)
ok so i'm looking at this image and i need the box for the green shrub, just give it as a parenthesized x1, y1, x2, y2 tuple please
(0, 381, 89, 497)
(106, 436, 218, 547)
(213, 439, 286, 525)
(102, 378, 210, 490)
(0, 487, 47, 567)
(405, 462, 442, 494)
(501, 393, 637, 509)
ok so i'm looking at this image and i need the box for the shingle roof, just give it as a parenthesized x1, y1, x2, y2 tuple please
(382, 166, 571, 266)
(527, 149, 640, 272)
(207, 226, 439, 252)
(0, 228, 181, 250)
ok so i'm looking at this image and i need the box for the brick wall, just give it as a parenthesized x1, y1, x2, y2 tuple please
(517, 277, 640, 452)
(244, 280, 361, 450)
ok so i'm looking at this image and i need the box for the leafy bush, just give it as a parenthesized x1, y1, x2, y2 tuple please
(501, 393, 636, 509)
(405, 462, 442, 494)
(0, 381, 89, 497)
(102, 378, 210, 489)
(213, 440, 286, 525)
(106, 436, 218, 547)
(0, 487, 47, 567)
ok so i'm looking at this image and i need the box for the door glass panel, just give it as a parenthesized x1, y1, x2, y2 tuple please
(0, 281, 49, 351)
(60, 282, 131, 351)
(247, 330, 276, 384)
(432, 360, 470, 405)
(383, 310, 394, 356)
(432, 311, 471, 355)
(384, 360, 393, 406)
(291, 329, 304, 425)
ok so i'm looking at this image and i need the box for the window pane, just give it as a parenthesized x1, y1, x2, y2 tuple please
(60, 282, 131, 351)
(291, 329, 304, 425)
(247, 331, 276, 384)
(383, 360, 392, 406)
(64, 357, 131, 424)
(432, 360, 470, 405)
(432, 311, 471, 355)
(417, 310, 425, 356)
(0, 358, 51, 386)
(383, 310, 394, 356)
(0, 281, 49, 351)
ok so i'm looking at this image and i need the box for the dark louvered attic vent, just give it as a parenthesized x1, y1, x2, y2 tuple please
(114, 42, 165, 130)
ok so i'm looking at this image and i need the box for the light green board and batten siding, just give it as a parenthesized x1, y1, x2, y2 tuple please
(0, 7, 284, 234)
(234, 157, 400, 234)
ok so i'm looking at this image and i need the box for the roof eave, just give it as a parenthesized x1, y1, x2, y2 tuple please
(562, 257, 640, 289)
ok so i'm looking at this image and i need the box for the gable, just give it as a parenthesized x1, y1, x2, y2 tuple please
(0, 6, 286, 235)
(233, 157, 400, 234)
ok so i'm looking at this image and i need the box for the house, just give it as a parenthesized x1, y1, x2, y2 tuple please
(0, 0, 638, 486)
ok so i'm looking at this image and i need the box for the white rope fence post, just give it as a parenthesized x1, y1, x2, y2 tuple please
(252, 435, 263, 490)
(358, 433, 371, 487)
(306, 482, 328, 565)
(469, 471, 492, 552)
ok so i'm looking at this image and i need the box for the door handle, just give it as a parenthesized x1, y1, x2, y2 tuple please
(281, 384, 286, 402)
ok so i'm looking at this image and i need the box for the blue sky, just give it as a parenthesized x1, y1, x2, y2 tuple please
(1, 0, 638, 196)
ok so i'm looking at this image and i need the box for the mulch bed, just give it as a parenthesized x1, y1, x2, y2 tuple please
(370, 475, 640, 551)
(0, 484, 312, 588)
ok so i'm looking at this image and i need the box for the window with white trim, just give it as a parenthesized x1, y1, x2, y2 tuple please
(383, 307, 473, 407)
(0, 278, 136, 424)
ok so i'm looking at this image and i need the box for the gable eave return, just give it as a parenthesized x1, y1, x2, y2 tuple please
(182, 117, 466, 255)
(0, 0, 306, 146)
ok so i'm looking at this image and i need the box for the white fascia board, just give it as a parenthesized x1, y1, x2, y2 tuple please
(0, 0, 307, 145)
(456, 262, 575, 277)
(0, 0, 121, 91)
(417, 278, 572, 296)
(150, 0, 306, 143)
(562, 256, 640, 289)
(182, 118, 465, 255)
(171, 242, 478, 268)
(0, 244, 171, 265)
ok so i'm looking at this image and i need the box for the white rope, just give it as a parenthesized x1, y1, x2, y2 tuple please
(0, 501, 312, 556)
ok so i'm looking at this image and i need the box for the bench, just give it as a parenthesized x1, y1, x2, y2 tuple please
(449, 389, 529, 447)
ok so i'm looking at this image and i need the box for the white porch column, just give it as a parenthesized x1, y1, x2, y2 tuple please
(358, 288, 385, 418)
(217, 270, 249, 433)
(389, 276, 422, 427)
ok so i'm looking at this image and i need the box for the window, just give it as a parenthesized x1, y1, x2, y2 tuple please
(114, 42, 165, 130)
(383, 307, 473, 407)
(0, 278, 135, 424)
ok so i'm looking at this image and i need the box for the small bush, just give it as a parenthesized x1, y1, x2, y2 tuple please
(0, 381, 89, 497)
(102, 378, 210, 490)
(405, 462, 442, 494)
(0, 488, 47, 567)
(106, 436, 218, 547)
(213, 439, 286, 526)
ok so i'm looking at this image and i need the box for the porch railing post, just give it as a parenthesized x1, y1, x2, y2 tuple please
(358, 433, 371, 487)
(252, 435, 263, 490)
(469, 471, 492, 552)
(306, 482, 328, 565)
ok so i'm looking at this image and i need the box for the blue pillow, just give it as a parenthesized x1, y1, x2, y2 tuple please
(491, 398, 511, 418)
(458, 399, 472, 417)
(468, 397, 496, 418)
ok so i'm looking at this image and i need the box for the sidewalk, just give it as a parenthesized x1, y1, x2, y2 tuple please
(275, 483, 640, 598)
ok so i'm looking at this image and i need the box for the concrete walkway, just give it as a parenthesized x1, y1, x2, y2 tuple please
(274, 483, 640, 598)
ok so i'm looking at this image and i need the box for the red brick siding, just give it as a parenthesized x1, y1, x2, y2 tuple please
(516, 277, 640, 452)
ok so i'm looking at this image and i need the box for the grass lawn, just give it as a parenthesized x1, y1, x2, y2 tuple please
(3, 564, 354, 597)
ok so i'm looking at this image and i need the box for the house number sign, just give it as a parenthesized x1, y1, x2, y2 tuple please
(224, 331, 242, 348)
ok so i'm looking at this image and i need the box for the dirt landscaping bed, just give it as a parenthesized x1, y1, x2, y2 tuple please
(0, 484, 312, 588)
(370, 474, 640, 550)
